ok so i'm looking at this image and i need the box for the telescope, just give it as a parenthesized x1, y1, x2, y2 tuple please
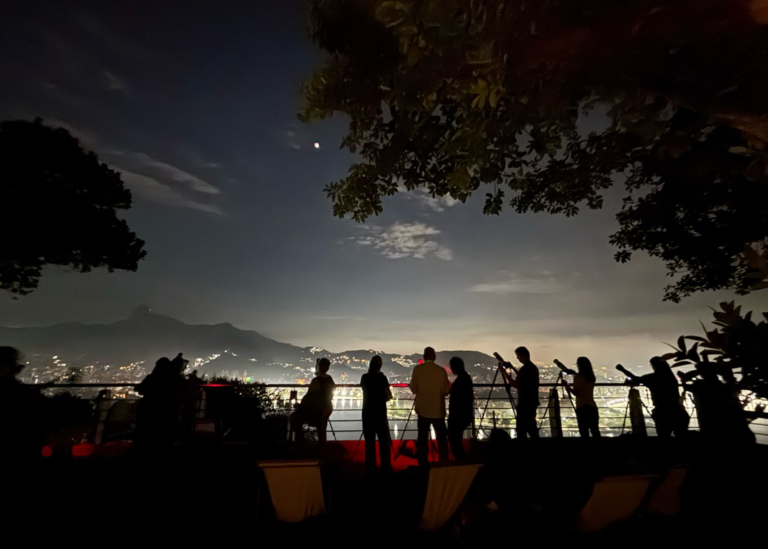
(493, 352, 518, 375)
(553, 359, 575, 374)
(615, 364, 631, 377)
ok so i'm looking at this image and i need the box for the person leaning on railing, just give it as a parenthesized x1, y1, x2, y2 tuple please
(448, 356, 474, 459)
(290, 357, 335, 444)
(617, 357, 689, 438)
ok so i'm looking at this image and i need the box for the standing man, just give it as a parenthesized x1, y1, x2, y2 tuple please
(410, 347, 450, 467)
(510, 346, 540, 440)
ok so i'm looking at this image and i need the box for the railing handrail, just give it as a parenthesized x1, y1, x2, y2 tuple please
(27, 382, 637, 389)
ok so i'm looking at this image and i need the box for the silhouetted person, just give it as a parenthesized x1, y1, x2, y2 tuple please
(360, 355, 393, 476)
(559, 357, 601, 438)
(510, 347, 540, 440)
(618, 357, 689, 438)
(182, 368, 204, 441)
(0, 347, 45, 462)
(135, 356, 185, 454)
(683, 363, 754, 444)
(410, 347, 449, 467)
(290, 358, 335, 444)
(448, 357, 474, 460)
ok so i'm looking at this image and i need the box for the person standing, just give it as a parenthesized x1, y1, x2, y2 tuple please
(617, 357, 689, 438)
(448, 357, 474, 460)
(410, 347, 449, 467)
(559, 357, 601, 438)
(360, 355, 393, 476)
(0, 347, 46, 463)
(510, 347, 540, 440)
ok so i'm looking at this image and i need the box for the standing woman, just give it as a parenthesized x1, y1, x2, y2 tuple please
(360, 355, 393, 476)
(448, 357, 474, 459)
(571, 357, 600, 438)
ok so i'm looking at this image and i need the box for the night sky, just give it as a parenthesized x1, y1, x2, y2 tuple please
(2, 1, 767, 367)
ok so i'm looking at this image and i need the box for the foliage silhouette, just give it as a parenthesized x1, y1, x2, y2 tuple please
(302, 0, 768, 301)
(663, 301, 768, 404)
(0, 118, 145, 295)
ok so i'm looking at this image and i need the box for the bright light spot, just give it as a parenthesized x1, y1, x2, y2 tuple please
(314, 142, 320, 149)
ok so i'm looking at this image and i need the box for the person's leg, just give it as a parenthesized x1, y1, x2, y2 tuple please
(378, 417, 392, 474)
(448, 418, 467, 459)
(433, 418, 449, 462)
(416, 415, 430, 467)
(363, 416, 377, 476)
(576, 407, 589, 438)
(653, 409, 672, 438)
(516, 407, 529, 440)
(518, 406, 538, 440)
(589, 407, 602, 438)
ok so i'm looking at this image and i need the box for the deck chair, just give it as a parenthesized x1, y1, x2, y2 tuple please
(576, 475, 656, 533)
(419, 464, 482, 531)
(257, 460, 326, 523)
(646, 468, 688, 516)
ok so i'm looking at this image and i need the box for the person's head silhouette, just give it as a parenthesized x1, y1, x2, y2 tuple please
(369, 355, 383, 373)
(153, 357, 171, 375)
(650, 356, 670, 373)
(0, 347, 22, 379)
(577, 356, 596, 383)
(514, 346, 531, 365)
(423, 347, 436, 362)
(317, 357, 331, 376)
(450, 356, 466, 376)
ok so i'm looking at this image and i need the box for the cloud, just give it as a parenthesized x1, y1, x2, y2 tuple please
(470, 271, 567, 295)
(400, 187, 461, 213)
(351, 222, 453, 260)
(117, 168, 223, 215)
(43, 121, 224, 215)
(106, 151, 222, 214)
(103, 71, 129, 94)
(112, 151, 221, 195)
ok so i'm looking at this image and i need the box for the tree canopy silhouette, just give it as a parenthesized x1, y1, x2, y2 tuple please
(0, 119, 146, 295)
(301, 0, 768, 301)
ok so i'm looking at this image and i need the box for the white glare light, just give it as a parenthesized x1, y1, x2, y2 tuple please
(314, 142, 320, 149)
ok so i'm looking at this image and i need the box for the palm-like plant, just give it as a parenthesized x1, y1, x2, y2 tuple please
(663, 301, 768, 417)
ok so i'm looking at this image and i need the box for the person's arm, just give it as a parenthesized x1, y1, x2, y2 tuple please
(510, 366, 523, 389)
(442, 369, 450, 395)
(616, 364, 641, 384)
(410, 368, 419, 395)
(384, 376, 393, 401)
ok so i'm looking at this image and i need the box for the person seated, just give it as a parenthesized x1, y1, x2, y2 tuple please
(290, 358, 335, 443)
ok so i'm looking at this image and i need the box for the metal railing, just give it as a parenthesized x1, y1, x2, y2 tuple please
(33, 382, 768, 444)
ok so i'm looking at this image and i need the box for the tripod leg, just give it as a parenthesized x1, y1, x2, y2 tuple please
(621, 392, 630, 435)
(478, 367, 501, 436)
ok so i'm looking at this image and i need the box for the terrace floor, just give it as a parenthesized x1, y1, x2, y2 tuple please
(9, 435, 767, 545)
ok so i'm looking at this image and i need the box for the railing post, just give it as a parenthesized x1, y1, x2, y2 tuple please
(628, 388, 647, 436)
(90, 389, 112, 444)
